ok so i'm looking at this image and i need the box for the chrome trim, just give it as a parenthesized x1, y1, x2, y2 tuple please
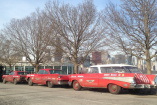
(57, 80, 68, 85)
(68, 81, 72, 86)
(103, 77, 134, 83)
(129, 84, 157, 89)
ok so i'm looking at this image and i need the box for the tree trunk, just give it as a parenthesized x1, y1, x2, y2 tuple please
(146, 60, 151, 74)
(9, 64, 12, 72)
(146, 49, 152, 74)
(35, 64, 39, 73)
(74, 64, 78, 74)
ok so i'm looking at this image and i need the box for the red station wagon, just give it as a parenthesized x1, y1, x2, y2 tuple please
(2, 71, 28, 85)
(26, 69, 69, 88)
(69, 64, 157, 94)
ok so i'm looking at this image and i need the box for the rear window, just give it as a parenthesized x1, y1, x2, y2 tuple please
(125, 67, 142, 73)
(17, 72, 28, 75)
(38, 70, 44, 74)
(10, 72, 15, 75)
(49, 70, 66, 74)
(38, 70, 49, 74)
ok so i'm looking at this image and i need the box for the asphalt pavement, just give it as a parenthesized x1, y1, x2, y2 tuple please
(0, 82, 157, 105)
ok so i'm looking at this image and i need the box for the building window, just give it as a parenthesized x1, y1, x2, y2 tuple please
(25, 66, 34, 74)
(5, 66, 14, 74)
(39, 66, 44, 70)
(45, 66, 53, 69)
(68, 66, 74, 74)
(62, 66, 67, 74)
(15, 66, 24, 71)
(54, 66, 61, 70)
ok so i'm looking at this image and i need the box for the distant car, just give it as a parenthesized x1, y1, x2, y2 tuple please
(26, 69, 69, 88)
(69, 64, 157, 94)
(2, 71, 28, 85)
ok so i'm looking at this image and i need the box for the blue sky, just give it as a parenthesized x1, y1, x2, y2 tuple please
(0, 0, 121, 29)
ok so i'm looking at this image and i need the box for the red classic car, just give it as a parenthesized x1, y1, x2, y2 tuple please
(26, 69, 69, 88)
(2, 71, 28, 85)
(69, 64, 157, 94)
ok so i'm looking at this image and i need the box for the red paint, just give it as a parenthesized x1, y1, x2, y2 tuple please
(2, 71, 28, 83)
(69, 73, 134, 88)
(26, 69, 69, 86)
(146, 75, 156, 85)
(69, 64, 157, 94)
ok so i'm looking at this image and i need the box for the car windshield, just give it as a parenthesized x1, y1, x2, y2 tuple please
(49, 70, 66, 74)
(125, 67, 142, 73)
(17, 72, 28, 75)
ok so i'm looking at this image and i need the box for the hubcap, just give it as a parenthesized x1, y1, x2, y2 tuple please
(110, 84, 117, 92)
(74, 82, 79, 89)
(49, 82, 52, 86)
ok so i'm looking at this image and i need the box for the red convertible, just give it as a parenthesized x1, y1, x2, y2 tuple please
(69, 64, 157, 94)
(26, 69, 69, 88)
(2, 71, 28, 85)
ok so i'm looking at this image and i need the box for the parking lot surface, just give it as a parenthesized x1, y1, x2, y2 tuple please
(0, 82, 157, 105)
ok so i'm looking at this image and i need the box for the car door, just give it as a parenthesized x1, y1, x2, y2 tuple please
(99, 67, 112, 87)
(41, 70, 49, 84)
(4, 74, 9, 81)
(8, 72, 15, 82)
(83, 67, 99, 87)
(34, 70, 44, 84)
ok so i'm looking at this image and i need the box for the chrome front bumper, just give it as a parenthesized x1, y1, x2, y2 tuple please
(57, 80, 69, 85)
(68, 81, 72, 86)
(129, 84, 157, 89)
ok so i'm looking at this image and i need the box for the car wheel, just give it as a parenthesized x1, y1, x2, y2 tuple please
(48, 81, 54, 88)
(73, 80, 82, 91)
(28, 78, 33, 86)
(108, 84, 121, 94)
(3, 78, 6, 84)
(14, 79, 18, 85)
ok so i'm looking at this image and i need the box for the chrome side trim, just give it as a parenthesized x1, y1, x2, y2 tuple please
(103, 77, 134, 83)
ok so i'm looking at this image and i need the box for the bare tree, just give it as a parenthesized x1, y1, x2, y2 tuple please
(2, 10, 55, 73)
(45, 0, 105, 73)
(0, 36, 20, 71)
(103, 0, 157, 74)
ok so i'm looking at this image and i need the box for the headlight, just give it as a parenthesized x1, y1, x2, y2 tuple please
(152, 81, 155, 85)
(131, 78, 136, 84)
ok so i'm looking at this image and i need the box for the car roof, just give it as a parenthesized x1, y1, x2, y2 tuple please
(90, 64, 137, 68)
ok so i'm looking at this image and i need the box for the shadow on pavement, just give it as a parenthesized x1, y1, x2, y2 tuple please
(81, 88, 157, 96)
